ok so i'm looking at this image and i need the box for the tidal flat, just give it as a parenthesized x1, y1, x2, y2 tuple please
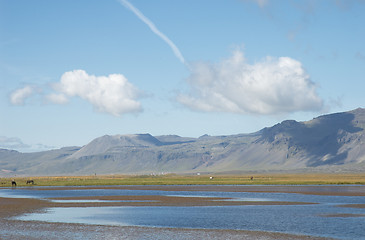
(1, 185, 365, 239)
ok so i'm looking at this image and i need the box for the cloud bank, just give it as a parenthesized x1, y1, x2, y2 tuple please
(0, 136, 55, 152)
(177, 49, 323, 115)
(48, 70, 142, 116)
(0, 136, 30, 150)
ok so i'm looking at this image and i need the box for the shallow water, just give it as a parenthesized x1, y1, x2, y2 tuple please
(2, 186, 365, 240)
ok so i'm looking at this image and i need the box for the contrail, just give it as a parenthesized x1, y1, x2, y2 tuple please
(119, 0, 186, 65)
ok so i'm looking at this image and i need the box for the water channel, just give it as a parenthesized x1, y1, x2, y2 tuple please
(1, 186, 365, 239)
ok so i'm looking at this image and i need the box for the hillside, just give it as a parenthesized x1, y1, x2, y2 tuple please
(1, 108, 365, 176)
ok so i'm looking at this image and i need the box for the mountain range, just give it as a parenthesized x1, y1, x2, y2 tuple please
(1, 108, 365, 176)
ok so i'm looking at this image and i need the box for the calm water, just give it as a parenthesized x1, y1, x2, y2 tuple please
(2, 186, 365, 240)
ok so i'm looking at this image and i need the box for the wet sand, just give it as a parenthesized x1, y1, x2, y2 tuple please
(321, 213, 365, 218)
(337, 203, 365, 209)
(1, 185, 355, 239)
(46, 194, 316, 208)
(0, 219, 332, 240)
(36, 184, 365, 196)
(0, 197, 322, 239)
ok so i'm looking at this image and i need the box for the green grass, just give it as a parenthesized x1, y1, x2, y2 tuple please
(1, 173, 365, 187)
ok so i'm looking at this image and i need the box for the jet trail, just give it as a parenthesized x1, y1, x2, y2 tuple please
(119, 0, 186, 65)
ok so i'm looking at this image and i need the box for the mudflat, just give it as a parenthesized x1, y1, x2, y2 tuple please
(2, 185, 358, 239)
(0, 197, 329, 240)
(37, 184, 365, 196)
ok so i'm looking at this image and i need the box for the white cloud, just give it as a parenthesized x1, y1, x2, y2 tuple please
(0, 136, 55, 152)
(45, 93, 69, 104)
(10, 85, 34, 105)
(49, 70, 142, 116)
(177, 49, 323, 115)
(0, 136, 30, 150)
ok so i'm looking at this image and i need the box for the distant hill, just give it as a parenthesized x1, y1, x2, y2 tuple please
(1, 108, 365, 176)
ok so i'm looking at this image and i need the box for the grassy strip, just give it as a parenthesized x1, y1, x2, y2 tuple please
(1, 173, 365, 187)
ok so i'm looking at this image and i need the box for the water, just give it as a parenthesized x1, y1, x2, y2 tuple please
(2, 186, 365, 239)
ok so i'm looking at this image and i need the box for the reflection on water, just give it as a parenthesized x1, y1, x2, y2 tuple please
(216, 197, 273, 202)
(16, 204, 365, 240)
(19, 207, 127, 226)
(50, 199, 157, 203)
(2, 186, 365, 240)
(167, 195, 273, 202)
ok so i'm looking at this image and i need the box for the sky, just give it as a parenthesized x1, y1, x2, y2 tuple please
(1, 0, 365, 152)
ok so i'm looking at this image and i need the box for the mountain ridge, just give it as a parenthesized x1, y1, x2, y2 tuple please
(1, 108, 365, 176)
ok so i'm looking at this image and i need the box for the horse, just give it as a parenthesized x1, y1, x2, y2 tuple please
(26, 180, 34, 184)
(11, 180, 16, 187)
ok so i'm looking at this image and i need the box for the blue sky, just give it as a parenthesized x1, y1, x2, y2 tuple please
(1, 0, 365, 152)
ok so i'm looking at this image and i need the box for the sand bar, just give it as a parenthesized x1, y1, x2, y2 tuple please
(0, 197, 331, 240)
(35, 184, 365, 196)
(2, 185, 356, 239)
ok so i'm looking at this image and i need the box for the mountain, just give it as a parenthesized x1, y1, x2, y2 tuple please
(1, 108, 365, 176)
(70, 134, 163, 159)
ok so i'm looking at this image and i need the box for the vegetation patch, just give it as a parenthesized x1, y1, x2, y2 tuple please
(1, 173, 365, 187)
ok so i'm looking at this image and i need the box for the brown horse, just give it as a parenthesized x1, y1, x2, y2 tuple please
(11, 180, 16, 187)
(26, 180, 34, 184)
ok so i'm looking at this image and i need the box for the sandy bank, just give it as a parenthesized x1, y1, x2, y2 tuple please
(2, 185, 352, 239)
(36, 184, 365, 196)
(0, 196, 329, 240)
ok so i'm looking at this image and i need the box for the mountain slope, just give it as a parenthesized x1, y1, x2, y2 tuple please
(70, 134, 163, 159)
(257, 108, 365, 167)
(1, 108, 365, 176)
(207, 108, 365, 172)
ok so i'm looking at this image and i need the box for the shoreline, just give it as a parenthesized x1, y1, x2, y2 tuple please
(0, 198, 331, 240)
(1, 220, 332, 240)
(34, 184, 365, 196)
(2, 185, 359, 239)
